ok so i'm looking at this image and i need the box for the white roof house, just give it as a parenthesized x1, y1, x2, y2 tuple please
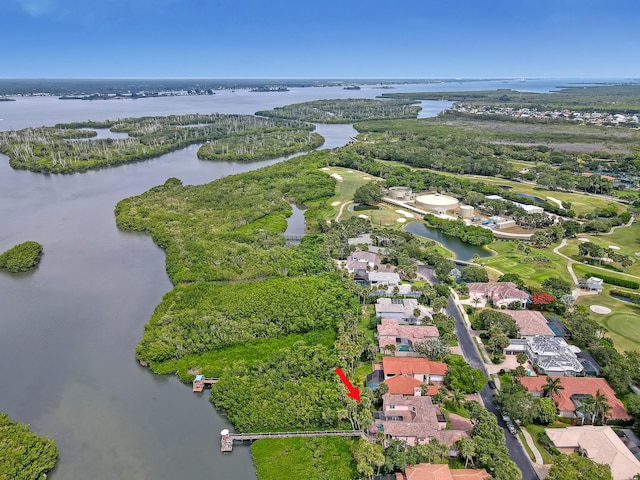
(376, 298, 419, 324)
(586, 276, 604, 292)
(366, 271, 401, 287)
(527, 336, 583, 376)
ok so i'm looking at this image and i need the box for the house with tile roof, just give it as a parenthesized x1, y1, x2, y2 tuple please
(526, 335, 583, 376)
(377, 318, 439, 352)
(520, 376, 630, 420)
(382, 357, 447, 384)
(545, 426, 640, 480)
(467, 282, 529, 308)
(398, 463, 491, 480)
(503, 310, 554, 338)
(378, 393, 446, 446)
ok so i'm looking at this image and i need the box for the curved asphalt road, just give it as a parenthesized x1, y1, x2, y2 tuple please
(418, 266, 539, 480)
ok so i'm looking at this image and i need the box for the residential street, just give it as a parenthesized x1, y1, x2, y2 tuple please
(418, 265, 540, 480)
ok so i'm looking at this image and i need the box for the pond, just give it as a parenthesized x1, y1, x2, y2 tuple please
(403, 222, 494, 261)
(517, 192, 545, 204)
(350, 204, 382, 212)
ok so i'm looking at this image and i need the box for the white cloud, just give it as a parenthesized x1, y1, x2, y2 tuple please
(8, 0, 181, 22)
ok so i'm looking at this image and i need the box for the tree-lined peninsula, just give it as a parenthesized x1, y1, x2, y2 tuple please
(256, 98, 421, 123)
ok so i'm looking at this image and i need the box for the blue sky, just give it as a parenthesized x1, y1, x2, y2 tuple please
(1, 0, 639, 78)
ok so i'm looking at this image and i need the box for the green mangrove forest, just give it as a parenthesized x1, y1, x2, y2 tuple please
(0, 114, 322, 173)
(0, 241, 43, 273)
(0, 413, 58, 480)
(256, 98, 421, 123)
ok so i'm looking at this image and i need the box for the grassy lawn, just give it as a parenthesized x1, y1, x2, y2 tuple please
(317, 166, 381, 219)
(525, 423, 568, 465)
(572, 262, 640, 283)
(560, 223, 640, 278)
(576, 286, 640, 352)
(482, 240, 573, 289)
(251, 437, 357, 480)
(518, 431, 536, 463)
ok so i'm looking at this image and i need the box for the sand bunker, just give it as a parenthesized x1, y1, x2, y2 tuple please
(590, 305, 612, 314)
(395, 209, 415, 218)
(347, 170, 354, 173)
(579, 238, 590, 243)
(363, 177, 371, 180)
(331, 173, 343, 180)
(358, 214, 369, 219)
(331, 201, 341, 206)
(321, 167, 330, 171)
(608, 245, 621, 250)
(396, 218, 407, 223)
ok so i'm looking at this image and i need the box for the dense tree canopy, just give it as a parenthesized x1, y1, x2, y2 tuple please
(0, 241, 43, 273)
(547, 453, 612, 480)
(0, 413, 57, 480)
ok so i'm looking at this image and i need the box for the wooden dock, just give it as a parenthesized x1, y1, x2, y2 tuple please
(192, 375, 219, 392)
(220, 429, 364, 452)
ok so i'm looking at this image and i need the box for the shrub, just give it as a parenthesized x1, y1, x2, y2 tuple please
(596, 274, 639, 290)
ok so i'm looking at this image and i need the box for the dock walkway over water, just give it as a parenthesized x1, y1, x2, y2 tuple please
(220, 429, 364, 452)
(192, 375, 219, 392)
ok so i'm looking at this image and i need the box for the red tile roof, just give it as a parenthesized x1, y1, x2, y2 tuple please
(519, 376, 630, 419)
(383, 357, 448, 376)
(384, 374, 424, 395)
(404, 464, 491, 480)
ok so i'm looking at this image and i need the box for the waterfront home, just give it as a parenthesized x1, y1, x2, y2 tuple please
(520, 376, 630, 421)
(376, 298, 420, 324)
(526, 335, 583, 377)
(377, 318, 439, 353)
(377, 393, 446, 446)
(545, 426, 640, 480)
(398, 463, 491, 480)
(382, 356, 447, 384)
(467, 282, 529, 308)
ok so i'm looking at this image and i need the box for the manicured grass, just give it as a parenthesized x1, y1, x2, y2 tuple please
(573, 263, 640, 283)
(251, 437, 357, 480)
(518, 432, 536, 463)
(482, 240, 573, 290)
(318, 166, 380, 219)
(562, 223, 640, 278)
(576, 287, 640, 352)
(525, 423, 567, 465)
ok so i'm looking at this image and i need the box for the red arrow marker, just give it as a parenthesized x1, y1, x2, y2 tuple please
(335, 367, 361, 402)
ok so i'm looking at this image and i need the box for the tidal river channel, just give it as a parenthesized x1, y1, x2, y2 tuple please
(0, 80, 563, 479)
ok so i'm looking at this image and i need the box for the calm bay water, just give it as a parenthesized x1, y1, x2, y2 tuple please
(0, 79, 566, 479)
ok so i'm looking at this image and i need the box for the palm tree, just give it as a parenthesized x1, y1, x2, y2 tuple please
(580, 396, 595, 426)
(471, 297, 482, 317)
(457, 438, 476, 468)
(516, 352, 528, 366)
(449, 389, 465, 409)
(592, 390, 611, 425)
(542, 376, 564, 398)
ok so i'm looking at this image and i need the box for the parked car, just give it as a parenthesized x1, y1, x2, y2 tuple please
(488, 380, 496, 389)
